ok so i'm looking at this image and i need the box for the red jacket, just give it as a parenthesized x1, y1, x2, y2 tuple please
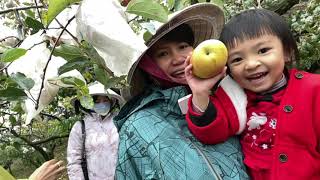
(186, 69, 320, 180)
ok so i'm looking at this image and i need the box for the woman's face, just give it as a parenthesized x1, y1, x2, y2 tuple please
(93, 95, 111, 116)
(149, 40, 193, 84)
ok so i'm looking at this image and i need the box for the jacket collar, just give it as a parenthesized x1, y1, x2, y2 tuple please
(246, 69, 296, 106)
(85, 112, 114, 121)
(114, 86, 188, 130)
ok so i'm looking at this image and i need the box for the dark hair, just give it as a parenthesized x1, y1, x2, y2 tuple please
(92, 95, 111, 103)
(220, 9, 298, 63)
(160, 23, 194, 46)
(146, 23, 194, 57)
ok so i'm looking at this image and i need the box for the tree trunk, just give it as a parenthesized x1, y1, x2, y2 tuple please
(263, 0, 299, 15)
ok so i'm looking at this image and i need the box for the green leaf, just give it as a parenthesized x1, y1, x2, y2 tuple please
(1, 48, 27, 62)
(58, 57, 91, 75)
(143, 30, 153, 42)
(61, 76, 86, 87)
(209, 0, 224, 8)
(79, 94, 94, 109)
(78, 84, 89, 95)
(9, 115, 17, 126)
(43, 0, 81, 27)
(25, 16, 44, 34)
(12, 141, 20, 150)
(127, 0, 168, 23)
(53, 44, 84, 61)
(167, 0, 175, 10)
(25, 9, 36, 18)
(0, 87, 27, 101)
(0, 166, 15, 180)
(173, 0, 191, 11)
(11, 72, 35, 91)
(94, 64, 109, 86)
(103, 76, 126, 90)
(12, 102, 24, 113)
(80, 41, 107, 70)
(22, 2, 33, 6)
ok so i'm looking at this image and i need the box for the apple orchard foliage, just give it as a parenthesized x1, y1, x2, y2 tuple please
(0, 0, 319, 177)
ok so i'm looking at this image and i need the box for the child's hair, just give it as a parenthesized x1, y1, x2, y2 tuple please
(220, 9, 298, 63)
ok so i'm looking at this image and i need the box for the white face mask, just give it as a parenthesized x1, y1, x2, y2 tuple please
(93, 102, 111, 116)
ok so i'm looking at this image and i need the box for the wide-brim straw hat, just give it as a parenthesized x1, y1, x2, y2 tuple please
(89, 81, 125, 106)
(121, 3, 225, 101)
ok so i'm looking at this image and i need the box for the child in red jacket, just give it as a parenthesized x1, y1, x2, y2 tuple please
(185, 8, 320, 180)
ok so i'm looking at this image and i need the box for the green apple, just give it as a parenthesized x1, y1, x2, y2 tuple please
(191, 39, 228, 79)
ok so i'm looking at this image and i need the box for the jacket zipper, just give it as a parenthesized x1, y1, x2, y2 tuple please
(184, 136, 222, 180)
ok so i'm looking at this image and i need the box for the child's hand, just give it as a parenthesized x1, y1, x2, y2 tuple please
(184, 54, 226, 96)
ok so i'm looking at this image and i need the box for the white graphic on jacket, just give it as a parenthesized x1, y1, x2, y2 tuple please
(243, 112, 277, 150)
(269, 119, 277, 129)
(247, 112, 267, 130)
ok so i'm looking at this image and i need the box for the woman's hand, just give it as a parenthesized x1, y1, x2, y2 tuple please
(29, 159, 65, 180)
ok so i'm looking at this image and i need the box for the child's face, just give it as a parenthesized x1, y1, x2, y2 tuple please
(227, 34, 287, 93)
(149, 40, 193, 84)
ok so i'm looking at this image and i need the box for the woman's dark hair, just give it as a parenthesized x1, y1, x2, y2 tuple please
(146, 23, 194, 57)
(220, 9, 298, 63)
(92, 95, 111, 104)
(160, 23, 194, 46)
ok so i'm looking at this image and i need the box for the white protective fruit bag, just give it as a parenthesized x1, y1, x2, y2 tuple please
(75, 0, 147, 77)
(7, 7, 85, 124)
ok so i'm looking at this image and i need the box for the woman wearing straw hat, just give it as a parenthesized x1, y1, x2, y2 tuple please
(114, 3, 249, 179)
(67, 81, 125, 180)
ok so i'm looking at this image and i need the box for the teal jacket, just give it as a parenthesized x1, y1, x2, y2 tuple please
(114, 86, 248, 180)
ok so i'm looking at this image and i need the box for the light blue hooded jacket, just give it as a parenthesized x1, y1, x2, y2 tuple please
(114, 86, 248, 180)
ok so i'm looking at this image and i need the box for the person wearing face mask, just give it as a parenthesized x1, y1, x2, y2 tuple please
(67, 81, 125, 180)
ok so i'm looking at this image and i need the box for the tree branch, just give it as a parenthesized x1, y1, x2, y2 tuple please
(26, 91, 37, 104)
(264, 0, 299, 15)
(0, 5, 45, 15)
(0, 101, 10, 107)
(10, 128, 51, 160)
(14, 10, 25, 39)
(35, 15, 75, 110)
(40, 112, 61, 121)
(54, 18, 80, 46)
(0, 62, 13, 72)
(0, 111, 18, 116)
(27, 40, 48, 50)
(34, 0, 44, 25)
(128, 15, 139, 23)
(32, 134, 69, 145)
(0, 36, 21, 42)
